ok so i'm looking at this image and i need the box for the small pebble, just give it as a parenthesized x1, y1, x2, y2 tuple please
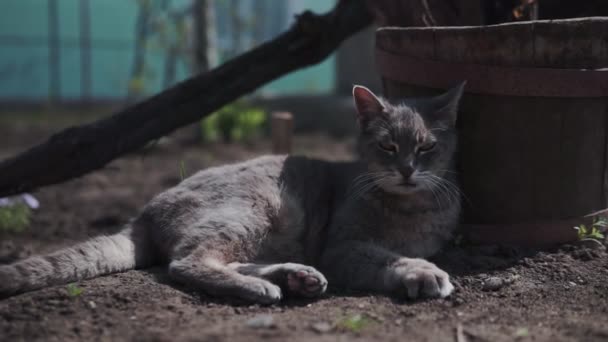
(482, 276, 505, 291)
(400, 309, 416, 317)
(452, 297, 465, 307)
(87, 301, 97, 310)
(311, 322, 332, 333)
(246, 314, 275, 329)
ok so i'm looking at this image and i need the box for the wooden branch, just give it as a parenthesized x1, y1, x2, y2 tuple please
(0, 0, 372, 197)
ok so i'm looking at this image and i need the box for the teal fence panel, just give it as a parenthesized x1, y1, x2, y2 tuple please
(0, 0, 336, 102)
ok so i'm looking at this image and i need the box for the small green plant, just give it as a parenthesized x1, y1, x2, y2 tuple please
(179, 160, 187, 181)
(0, 203, 31, 233)
(66, 283, 84, 297)
(200, 100, 267, 143)
(336, 314, 371, 333)
(574, 217, 606, 240)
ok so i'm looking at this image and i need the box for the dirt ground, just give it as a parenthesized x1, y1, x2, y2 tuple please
(0, 115, 607, 342)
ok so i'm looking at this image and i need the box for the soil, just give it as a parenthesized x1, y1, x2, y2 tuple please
(0, 118, 607, 342)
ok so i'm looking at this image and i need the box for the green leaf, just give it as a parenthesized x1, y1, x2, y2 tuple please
(337, 314, 370, 333)
(592, 217, 608, 228)
(66, 283, 84, 297)
(575, 221, 605, 240)
(179, 161, 187, 181)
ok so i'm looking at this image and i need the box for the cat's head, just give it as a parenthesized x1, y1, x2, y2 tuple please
(352, 82, 465, 195)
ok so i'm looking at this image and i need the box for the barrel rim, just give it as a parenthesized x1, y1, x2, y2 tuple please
(376, 16, 608, 34)
(376, 17, 608, 97)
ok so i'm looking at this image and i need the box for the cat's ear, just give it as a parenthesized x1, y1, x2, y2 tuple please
(353, 85, 384, 125)
(428, 81, 466, 126)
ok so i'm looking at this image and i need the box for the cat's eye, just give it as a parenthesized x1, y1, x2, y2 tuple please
(417, 141, 436, 153)
(378, 141, 398, 153)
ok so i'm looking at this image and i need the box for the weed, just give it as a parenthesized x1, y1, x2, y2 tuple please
(179, 160, 187, 181)
(336, 314, 371, 333)
(66, 283, 84, 297)
(200, 100, 266, 143)
(575, 217, 606, 240)
(0, 203, 31, 233)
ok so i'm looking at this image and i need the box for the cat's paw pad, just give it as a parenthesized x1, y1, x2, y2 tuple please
(285, 267, 328, 298)
(389, 259, 454, 299)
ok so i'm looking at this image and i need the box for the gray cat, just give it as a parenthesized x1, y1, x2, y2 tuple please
(0, 83, 465, 304)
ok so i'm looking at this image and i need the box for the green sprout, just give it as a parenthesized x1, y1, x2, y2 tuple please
(200, 100, 267, 143)
(574, 217, 606, 240)
(179, 160, 187, 181)
(336, 314, 371, 333)
(66, 283, 84, 297)
(0, 203, 31, 233)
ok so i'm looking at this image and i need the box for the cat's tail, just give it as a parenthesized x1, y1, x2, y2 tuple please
(0, 224, 154, 298)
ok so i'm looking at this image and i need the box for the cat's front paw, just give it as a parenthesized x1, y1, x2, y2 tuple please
(241, 278, 283, 304)
(385, 258, 454, 299)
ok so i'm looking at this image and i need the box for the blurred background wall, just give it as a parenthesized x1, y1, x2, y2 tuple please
(0, 0, 379, 104)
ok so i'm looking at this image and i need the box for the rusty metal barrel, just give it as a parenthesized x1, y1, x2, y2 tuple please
(376, 18, 608, 244)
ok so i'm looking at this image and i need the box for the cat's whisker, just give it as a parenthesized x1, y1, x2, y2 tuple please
(348, 171, 391, 201)
(425, 173, 470, 207)
(441, 178, 472, 207)
(417, 172, 457, 209)
(352, 171, 385, 184)
(348, 182, 374, 201)
(422, 175, 450, 210)
(428, 176, 458, 204)
(350, 177, 384, 199)
(437, 169, 459, 175)
(351, 172, 388, 192)
(421, 178, 443, 211)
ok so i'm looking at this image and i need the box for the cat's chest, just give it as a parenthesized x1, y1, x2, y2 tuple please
(379, 215, 445, 257)
(363, 205, 455, 258)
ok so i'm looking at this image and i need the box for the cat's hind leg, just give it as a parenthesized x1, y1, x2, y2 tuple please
(228, 262, 328, 298)
(168, 252, 282, 304)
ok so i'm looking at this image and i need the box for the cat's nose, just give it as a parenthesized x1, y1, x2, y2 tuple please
(398, 165, 415, 180)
